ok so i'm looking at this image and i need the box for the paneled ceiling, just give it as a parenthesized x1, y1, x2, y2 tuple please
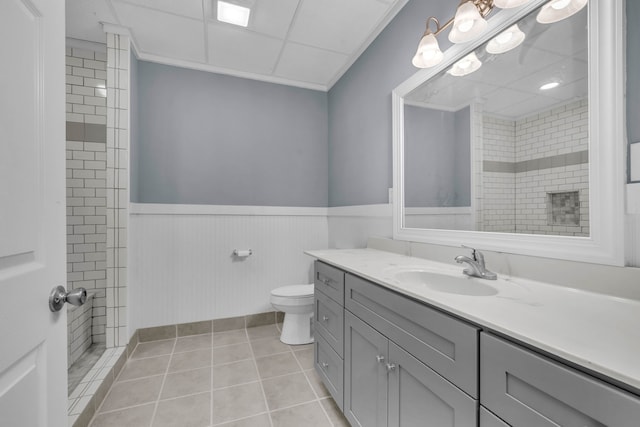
(66, 0, 407, 91)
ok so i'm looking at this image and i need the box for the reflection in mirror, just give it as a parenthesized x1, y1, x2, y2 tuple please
(402, 4, 588, 237)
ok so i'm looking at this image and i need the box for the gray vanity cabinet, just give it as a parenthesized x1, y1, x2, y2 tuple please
(314, 261, 346, 410)
(344, 294, 477, 427)
(479, 408, 509, 427)
(481, 333, 640, 427)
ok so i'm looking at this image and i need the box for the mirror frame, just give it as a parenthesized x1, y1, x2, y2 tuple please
(392, 0, 625, 266)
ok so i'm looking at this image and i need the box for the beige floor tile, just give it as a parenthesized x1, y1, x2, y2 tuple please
(117, 355, 170, 381)
(261, 372, 316, 410)
(246, 324, 280, 341)
(153, 392, 211, 427)
(90, 403, 155, 427)
(168, 348, 212, 372)
(304, 369, 330, 398)
(270, 401, 331, 427)
(212, 359, 259, 389)
(161, 367, 212, 400)
(174, 333, 212, 353)
(250, 336, 291, 358)
(130, 339, 175, 360)
(211, 382, 267, 425)
(255, 352, 301, 379)
(212, 342, 253, 365)
(293, 348, 314, 370)
(320, 397, 350, 426)
(213, 330, 248, 347)
(100, 376, 163, 412)
(214, 413, 271, 426)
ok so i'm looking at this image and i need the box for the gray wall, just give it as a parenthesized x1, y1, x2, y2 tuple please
(133, 62, 328, 206)
(404, 105, 470, 207)
(628, 0, 639, 182)
(327, 0, 457, 206)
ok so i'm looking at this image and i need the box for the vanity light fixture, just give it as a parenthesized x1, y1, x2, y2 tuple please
(486, 24, 525, 54)
(217, 0, 251, 27)
(448, 51, 483, 76)
(536, 0, 587, 24)
(412, 0, 588, 69)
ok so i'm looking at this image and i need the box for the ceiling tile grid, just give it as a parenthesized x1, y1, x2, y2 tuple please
(66, 0, 407, 90)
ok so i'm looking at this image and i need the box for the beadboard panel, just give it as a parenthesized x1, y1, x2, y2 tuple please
(129, 210, 328, 331)
(327, 204, 393, 249)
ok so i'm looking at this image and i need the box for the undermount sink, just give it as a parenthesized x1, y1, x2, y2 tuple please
(393, 270, 498, 296)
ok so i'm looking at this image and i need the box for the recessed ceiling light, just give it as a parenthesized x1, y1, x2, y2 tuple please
(540, 81, 560, 91)
(217, 1, 251, 27)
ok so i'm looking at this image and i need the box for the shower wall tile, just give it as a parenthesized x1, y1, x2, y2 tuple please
(106, 33, 130, 348)
(66, 46, 108, 354)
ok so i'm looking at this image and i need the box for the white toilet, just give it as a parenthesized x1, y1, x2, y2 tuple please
(270, 284, 314, 345)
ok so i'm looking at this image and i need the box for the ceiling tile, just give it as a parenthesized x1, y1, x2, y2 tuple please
(249, 0, 300, 39)
(288, 0, 390, 54)
(113, 2, 206, 63)
(115, 0, 204, 19)
(274, 43, 348, 86)
(207, 24, 283, 74)
(66, 0, 116, 43)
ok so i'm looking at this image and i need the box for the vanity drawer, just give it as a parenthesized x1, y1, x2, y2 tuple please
(345, 273, 479, 398)
(481, 333, 640, 427)
(314, 261, 345, 305)
(315, 332, 344, 410)
(314, 289, 344, 357)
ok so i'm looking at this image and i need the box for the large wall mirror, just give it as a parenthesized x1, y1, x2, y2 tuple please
(392, 0, 625, 265)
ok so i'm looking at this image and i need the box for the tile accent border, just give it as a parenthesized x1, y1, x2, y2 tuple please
(69, 312, 283, 426)
(483, 150, 589, 174)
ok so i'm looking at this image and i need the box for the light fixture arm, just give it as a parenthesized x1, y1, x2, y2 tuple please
(425, 0, 495, 37)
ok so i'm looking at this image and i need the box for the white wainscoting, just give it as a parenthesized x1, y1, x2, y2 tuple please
(129, 204, 329, 331)
(327, 204, 393, 249)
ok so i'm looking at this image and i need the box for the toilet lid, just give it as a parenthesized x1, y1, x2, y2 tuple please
(271, 284, 314, 298)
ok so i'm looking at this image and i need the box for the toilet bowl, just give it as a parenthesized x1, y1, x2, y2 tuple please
(270, 284, 314, 345)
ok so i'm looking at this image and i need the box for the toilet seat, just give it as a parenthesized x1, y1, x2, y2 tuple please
(271, 284, 314, 298)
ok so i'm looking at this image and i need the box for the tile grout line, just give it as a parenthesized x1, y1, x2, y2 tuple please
(149, 336, 178, 426)
(291, 342, 336, 426)
(245, 327, 275, 427)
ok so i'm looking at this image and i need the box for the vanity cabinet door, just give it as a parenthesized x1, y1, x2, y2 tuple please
(314, 261, 345, 305)
(388, 342, 477, 427)
(481, 333, 640, 427)
(344, 311, 388, 427)
(480, 407, 510, 427)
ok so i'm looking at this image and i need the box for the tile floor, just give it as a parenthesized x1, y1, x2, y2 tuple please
(89, 324, 350, 426)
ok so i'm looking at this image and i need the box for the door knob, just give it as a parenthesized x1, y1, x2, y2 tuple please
(49, 286, 87, 312)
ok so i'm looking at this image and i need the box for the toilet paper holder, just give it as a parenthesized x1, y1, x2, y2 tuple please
(233, 249, 253, 257)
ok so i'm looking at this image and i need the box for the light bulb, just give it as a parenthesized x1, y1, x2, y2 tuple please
(448, 2, 488, 43)
(551, 0, 571, 10)
(486, 24, 526, 54)
(412, 32, 443, 68)
(457, 19, 474, 33)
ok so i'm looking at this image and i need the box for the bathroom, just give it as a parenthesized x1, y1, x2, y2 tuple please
(0, 0, 638, 426)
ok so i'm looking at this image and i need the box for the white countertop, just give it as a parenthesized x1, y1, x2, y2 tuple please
(306, 248, 640, 394)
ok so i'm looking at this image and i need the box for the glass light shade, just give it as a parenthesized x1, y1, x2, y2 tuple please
(448, 1, 488, 43)
(448, 52, 482, 76)
(412, 33, 444, 68)
(493, 0, 534, 8)
(486, 24, 526, 54)
(536, 0, 587, 24)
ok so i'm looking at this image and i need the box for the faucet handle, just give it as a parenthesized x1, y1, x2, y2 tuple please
(461, 245, 484, 266)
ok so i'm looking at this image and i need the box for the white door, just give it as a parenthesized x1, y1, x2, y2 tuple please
(0, 0, 68, 426)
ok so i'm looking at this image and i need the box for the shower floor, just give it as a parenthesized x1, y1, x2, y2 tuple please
(68, 343, 106, 395)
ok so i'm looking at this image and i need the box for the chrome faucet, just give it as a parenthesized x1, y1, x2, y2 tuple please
(455, 246, 497, 280)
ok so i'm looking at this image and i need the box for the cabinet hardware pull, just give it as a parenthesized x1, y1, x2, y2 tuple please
(322, 316, 329, 322)
(376, 355, 385, 363)
(386, 363, 396, 372)
(321, 362, 329, 368)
